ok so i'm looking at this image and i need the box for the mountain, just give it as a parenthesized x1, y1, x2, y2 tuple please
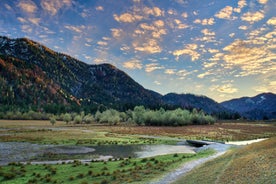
(0, 36, 162, 111)
(162, 93, 238, 118)
(221, 93, 276, 120)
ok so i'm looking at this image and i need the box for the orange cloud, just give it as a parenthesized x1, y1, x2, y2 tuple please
(241, 11, 265, 24)
(173, 44, 200, 61)
(215, 6, 234, 20)
(18, 0, 37, 13)
(123, 59, 142, 69)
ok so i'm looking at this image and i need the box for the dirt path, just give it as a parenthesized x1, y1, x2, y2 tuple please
(150, 143, 231, 184)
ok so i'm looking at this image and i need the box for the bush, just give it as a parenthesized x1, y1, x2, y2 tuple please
(50, 116, 56, 126)
(73, 115, 82, 124)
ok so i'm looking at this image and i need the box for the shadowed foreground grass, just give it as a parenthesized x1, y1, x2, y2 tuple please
(173, 137, 276, 184)
(0, 150, 214, 184)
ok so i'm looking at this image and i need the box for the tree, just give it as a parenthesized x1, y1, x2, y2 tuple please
(63, 113, 71, 124)
(50, 116, 56, 126)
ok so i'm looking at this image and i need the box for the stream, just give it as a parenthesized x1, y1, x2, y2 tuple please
(0, 142, 196, 165)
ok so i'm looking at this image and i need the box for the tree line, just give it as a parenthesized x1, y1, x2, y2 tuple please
(0, 106, 216, 126)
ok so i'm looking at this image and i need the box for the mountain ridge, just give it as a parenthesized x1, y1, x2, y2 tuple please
(0, 36, 275, 119)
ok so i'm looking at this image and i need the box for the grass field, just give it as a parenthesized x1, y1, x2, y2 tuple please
(0, 149, 215, 184)
(0, 120, 275, 183)
(0, 120, 275, 145)
(173, 137, 276, 184)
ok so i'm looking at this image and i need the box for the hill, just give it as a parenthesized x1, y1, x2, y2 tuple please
(221, 93, 276, 120)
(173, 137, 276, 184)
(162, 93, 239, 119)
(0, 36, 162, 112)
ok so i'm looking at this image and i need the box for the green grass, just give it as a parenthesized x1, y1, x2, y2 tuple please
(173, 137, 276, 184)
(0, 149, 215, 184)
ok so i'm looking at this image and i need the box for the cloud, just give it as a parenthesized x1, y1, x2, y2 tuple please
(143, 7, 164, 17)
(181, 12, 188, 19)
(197, 71, 212, 79)
(215, 6, 234, 20)
(64, 25, 85, 33)
(96, 6, 104, 11)
(234, 0, 247, 13)
(174, 19, 189, 29)
(5, 4, 12, 11)
(111, 28, 123, 39)
(258, 0, 268, 4)
(173, 44, 200, 61)
(210, 84, 238, 94)
(239, 25, 248, 30)
(28, 17, 40, 25)
(254, 81, 276, 93)
(154, 81, 161, 85)
(220, 39, 276, 76)
(201, 29, 215, 36)
(165, 69, 176, 75)
(17, 0, 37, 13)
(145, 63, 164, 72)
(193, 18, 215, 25)
(241, 11, 265, 24)
(267, 17, 276, 25)
(114, 13, 142, 23)
(133, 39, 162, 54)
(97, 41, 108, 46)
(123, 59, 142, 69)
(41, 0, 72, 16)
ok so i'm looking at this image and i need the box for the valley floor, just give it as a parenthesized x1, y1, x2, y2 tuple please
(0, 120, 275, 183)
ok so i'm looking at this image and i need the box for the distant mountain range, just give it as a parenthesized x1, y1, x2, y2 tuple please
(221, 93, 276, 120)
(0, 36, 275, 119)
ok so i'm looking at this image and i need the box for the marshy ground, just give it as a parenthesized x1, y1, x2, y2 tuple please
(0, 120, 275, 183)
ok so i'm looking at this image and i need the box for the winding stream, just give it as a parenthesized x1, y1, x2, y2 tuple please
(0, 142, 195, 165)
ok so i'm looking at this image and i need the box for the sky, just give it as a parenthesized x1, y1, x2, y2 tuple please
(0, 0, 275, 102)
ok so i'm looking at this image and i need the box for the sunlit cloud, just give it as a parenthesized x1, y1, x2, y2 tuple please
(197, 71, 212, 79)
(201, 29, 215, 36)
(97, 41, 108, 46)
(210, 84, 238, 94)
(96, 6, 104, 11)
(267, 17, 276, 25)
(64, 25, 85, 33)
(143, 7, 164, 17)
(133, 39, 162, 54)
(173, 44, 200, 61)
(215, 6, 234, 20)
(145, 63, 164, 72)
(114, 13, 141, 23)
(241, 11, 265, 24)
(220, 39, 276, 76)
(17, 0, 37, 13)
(28, 18, 40, 25)
(258, 0, 268, 4)
(239, 25, 247, 30)
(154, 81, 161, 85)
(165, 69, 176, 75)
(41, 0, 72, 16)
(181, 12, 188, 19)
(194, 18, 215, 25)
(123, 59, 142, 69)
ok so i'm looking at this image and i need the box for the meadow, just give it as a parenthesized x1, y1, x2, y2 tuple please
(0, 120, 275, 183)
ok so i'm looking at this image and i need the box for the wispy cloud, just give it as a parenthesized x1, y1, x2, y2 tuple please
(17, 0, 38, 14)
(41, 0, 72, 16)
(145, 63, 164, 72)
(210, 84, 238, 94)
(123, 59, 142, 69)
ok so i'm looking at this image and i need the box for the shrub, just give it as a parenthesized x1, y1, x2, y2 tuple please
(74, 115, 82, 124)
